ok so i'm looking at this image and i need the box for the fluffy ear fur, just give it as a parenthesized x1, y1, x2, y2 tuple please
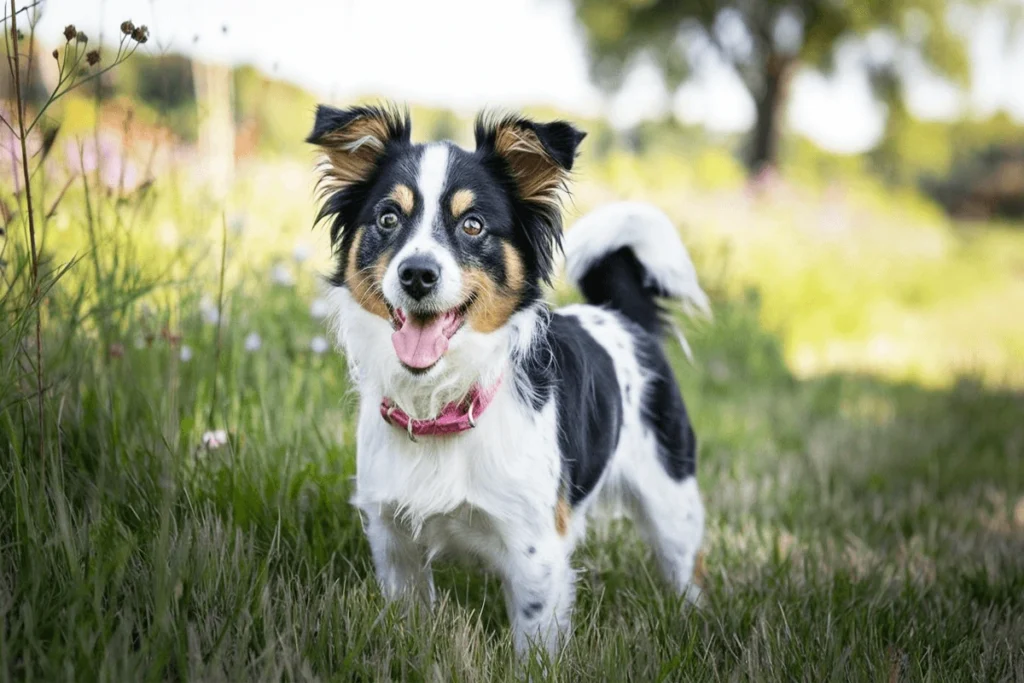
(474, 114, 585, 209)
(307, 103, 410, 243)
(307, 103, 410, 192)
(475, 113, 586, 284)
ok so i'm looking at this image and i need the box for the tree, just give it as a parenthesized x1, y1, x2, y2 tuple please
(570, 0, 971, 172)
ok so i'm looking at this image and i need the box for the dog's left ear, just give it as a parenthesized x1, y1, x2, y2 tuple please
(475, 114, 586, 207)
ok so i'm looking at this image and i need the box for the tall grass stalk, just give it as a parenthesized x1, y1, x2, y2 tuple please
(8, 0, 44, 460)
(1, 3, 149, 460)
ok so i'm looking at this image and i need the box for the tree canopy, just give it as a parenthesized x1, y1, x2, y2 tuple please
(571, 0, 975, 171)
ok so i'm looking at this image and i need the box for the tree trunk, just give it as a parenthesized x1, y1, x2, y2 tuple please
(747, 54, 794, 174)
(192, 60, 235, 200)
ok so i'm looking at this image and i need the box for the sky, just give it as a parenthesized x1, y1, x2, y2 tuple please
(34, 0, 1024, 154)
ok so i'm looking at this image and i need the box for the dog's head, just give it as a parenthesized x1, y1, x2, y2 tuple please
(309, 103, 585, 376)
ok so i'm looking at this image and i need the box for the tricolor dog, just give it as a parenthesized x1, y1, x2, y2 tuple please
(308, 104, 708, 654)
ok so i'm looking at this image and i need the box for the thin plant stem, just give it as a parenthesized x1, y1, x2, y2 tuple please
(27, 38, 139, 136)
(9, 0, 44, 460)
(79, 145, 106, 347)
(208, 214, 228, 428)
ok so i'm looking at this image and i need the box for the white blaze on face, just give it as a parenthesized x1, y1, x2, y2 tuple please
(382, 143, 469, 371)
(382, 143, 463, 312)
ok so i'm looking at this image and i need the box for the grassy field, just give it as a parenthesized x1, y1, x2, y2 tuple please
(2, 154, 1024, 681)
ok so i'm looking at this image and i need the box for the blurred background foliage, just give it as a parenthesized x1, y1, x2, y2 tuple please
(0, 0, 1022, 390)
(20, 7, 1022, 220)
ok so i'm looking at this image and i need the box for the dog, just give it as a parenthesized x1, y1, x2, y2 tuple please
(308, 104, 708, 654)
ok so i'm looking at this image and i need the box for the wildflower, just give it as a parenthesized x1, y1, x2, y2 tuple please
(201, 429, 228, 449)
(310, 336, 329, 354)
(292, 242, 313, 263)
(63, 24, 77, 41)
(86, 49, 100, 66)
(270, 263, 295, 287)
(76, 32, 88, 43)
(180, 345, 193, 362)
(310, 297, 330, 319)
(199, 295, 220, 325)
(244, 332, 262, 352)
(108, 343, 125, 358)
(120, 20, 135, 35)
(228, 213, 246, 235)
(131, 25, 149, 44)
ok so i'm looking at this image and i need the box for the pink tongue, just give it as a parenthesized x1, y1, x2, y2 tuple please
(392, 312, 452, 369)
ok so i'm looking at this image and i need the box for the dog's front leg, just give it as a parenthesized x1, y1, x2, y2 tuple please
(499, 531, 575, 657)
(364, 510, 435, 608)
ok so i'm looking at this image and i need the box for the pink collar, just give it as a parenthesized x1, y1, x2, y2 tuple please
(380, 375, 504, 440)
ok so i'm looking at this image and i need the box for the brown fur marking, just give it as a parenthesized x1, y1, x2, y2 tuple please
(461, 243, 525, 334)
(554, 497, 571, 537)
(316, 114, 394, 191)
(344, 229, 391, 320)
(449, 188, 475, 218)
(389, 184, 415, 215)
(493, 124, 568, 207)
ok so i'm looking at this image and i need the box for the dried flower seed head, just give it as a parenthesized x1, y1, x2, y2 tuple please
(86, 49, 100, 66)
(120, 20, 135, 35)
(63, 24, 77, 41)
(76, 32, 88, 43)
(131, 25, 149, 44)
(52, 48, 59, 59)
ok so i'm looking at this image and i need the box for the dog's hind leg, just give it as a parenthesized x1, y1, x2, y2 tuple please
(364, 510, 435, 608)
(622, 468, 705, 604)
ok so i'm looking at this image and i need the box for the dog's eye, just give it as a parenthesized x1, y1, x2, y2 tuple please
(377, 211, 400, 230)
(461, 216, 484, 237)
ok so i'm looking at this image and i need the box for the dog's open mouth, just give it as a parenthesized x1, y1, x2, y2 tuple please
(390, 302, 470, 373)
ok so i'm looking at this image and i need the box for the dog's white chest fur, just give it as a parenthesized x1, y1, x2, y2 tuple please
(352, 385, 560, 549)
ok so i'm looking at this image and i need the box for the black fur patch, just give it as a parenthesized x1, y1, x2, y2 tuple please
(633, 329, 697, 481)
(515, 312, 623, 505)
(577, 247, 670, 337)
(522, 601, 544, 619)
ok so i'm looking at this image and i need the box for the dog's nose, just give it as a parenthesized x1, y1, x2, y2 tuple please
(397, 255, 441, 300)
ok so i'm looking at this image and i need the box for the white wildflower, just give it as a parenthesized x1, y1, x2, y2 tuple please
(199, 295, 220, 325)
(310, 336, 329, 354)
(228, 213, 247, 235)
(271, 262, 295, 287)
(244, 332, 262, 352)
(292, 242, 313, 263)
(201, 429, 228, 449)
(180, 345, 193, 362)
(310, 297, 330, 319)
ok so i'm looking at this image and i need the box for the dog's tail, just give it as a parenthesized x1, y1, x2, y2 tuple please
(564, 201, 710, 354)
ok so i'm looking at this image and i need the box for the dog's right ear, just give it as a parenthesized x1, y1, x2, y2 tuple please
(307, 104, 411, 191)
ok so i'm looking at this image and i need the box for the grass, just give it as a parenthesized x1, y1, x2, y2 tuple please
(1, 137, 1024, 680)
